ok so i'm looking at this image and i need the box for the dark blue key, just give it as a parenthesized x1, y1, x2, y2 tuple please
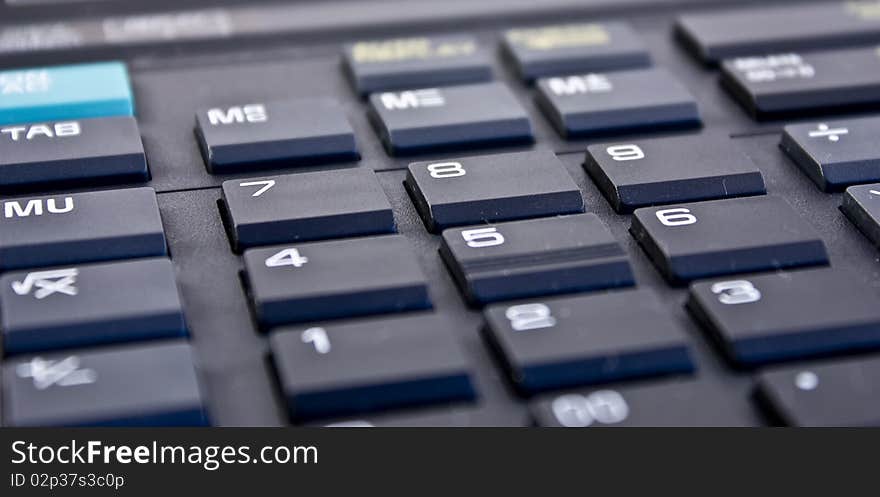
(0, 116, 147, 190)
(440, 214, 633, 304)
(343, 35, 492, 95)
(781, 118, 880, 191)
(757, 356, 880, 426)
(841, 183, 880, 248)
(1, 258, 186, 355)
(0, 187, 167, 271)
(271, 314, 474, 421)
(368, 82, 533, 155)
(196, 99, 357, 173)
(688, 268, 880, 366)
(631, 196, 828, 284)
(244, 235, 430, 326)
(483, 289, 693, 394)
(2, 341, 208, 426)
(503, 22, 651, 81)
(536, 68, 699, 138)
(532, 380, 753, 427)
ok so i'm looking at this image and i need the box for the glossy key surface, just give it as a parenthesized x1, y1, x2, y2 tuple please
(0, 62, 134, 125)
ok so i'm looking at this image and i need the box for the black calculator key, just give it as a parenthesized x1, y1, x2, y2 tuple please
(343, 35, 492, 95)
(195, 99, 358, 173)
(502, 22, 651, 81)
(585, 135, 766, 213)
(0, 116, 146, 190)
(2, 341, 208, 427)
(532, 380, 752, 427)
(757, 356, 880, 427)
(536, 68, 700, 138)
(243, 235, 430, 326)
(676, 3, 880, 64)
(0, 187, 167, 271)
(1, 258, 186, 355)
(405, 150, 583, 232)
(320, 405, 528, 427)
(688, 268, 880, 366)
(368, 82, 533, 155)
(630, 196, 828, 284)
(483, 290, 693, 394)
(440, 214, 633, 304)
(221, 168, 394, 250)
(781, 118, 880, 191)
(271, 314, 474, 421)
(721, 49, 880, 116)
(842, 183, 880, 248)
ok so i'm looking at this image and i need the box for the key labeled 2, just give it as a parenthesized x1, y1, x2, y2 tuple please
(630, 196, 828, 283)
(440, 214, 633, 304)
(483, 289, 693, 394)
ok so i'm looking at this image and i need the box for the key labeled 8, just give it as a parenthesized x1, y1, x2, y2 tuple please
(427, 161, 466, 178)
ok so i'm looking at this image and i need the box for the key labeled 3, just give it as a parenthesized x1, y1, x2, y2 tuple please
(688, 268, 880, 366)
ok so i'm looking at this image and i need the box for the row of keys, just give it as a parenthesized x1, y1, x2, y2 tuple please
(343, 22, 651, 94)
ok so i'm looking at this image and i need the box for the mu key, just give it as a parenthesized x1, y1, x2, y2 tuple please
(0, 187, 167, 271)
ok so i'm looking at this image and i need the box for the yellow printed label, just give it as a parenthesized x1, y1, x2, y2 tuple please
(351, 37, 477, 64)
(506, 24, 610, 51)
(845, 1, 880, 20)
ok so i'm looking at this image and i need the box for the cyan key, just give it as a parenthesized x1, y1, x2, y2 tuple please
(0, 62, 134, 126)
(2, 341, 208, 426)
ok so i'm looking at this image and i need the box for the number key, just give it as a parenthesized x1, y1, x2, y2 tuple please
(271, 314, 475, 421)
(440, 214, 633, 304)
(630, 196, 828, 284)
(405, 150, 584, 232)
(585, 135, 766, 213)
(243, 235, 430, 326)
(483, 289, 693, 394)
(688, 268, 880, 366)
(221, 168, 394, 250)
